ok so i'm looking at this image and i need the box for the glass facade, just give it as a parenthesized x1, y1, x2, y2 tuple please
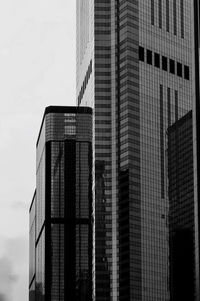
(29, 106, 93, 301)
(192, 0, 200, 299)
(77, 0, 195, 300)
(168, 111, 195, 300)
(29, 192, 36, 301)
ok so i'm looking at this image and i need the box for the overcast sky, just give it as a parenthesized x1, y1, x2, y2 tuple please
(0, 1, 76, 300)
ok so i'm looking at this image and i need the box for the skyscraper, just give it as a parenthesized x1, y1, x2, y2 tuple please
(76, 1, 194, 300)
(168, 110, 195, 300)
(192, 0, 200, 298)
(29, 106, 93, 301)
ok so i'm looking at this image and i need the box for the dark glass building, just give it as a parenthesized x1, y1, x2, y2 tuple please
(193, 0, 200, 299)
(168, 110, 195, 300)
(29, 106, 93, 301)
(76, 0, 194, 300)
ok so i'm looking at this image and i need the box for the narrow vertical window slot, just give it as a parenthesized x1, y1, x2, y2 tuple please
(139, 46, 145, 61)
(166, 0, 169, 32)
(159, 0, 162, 28)
(175, 90, 178, 121)
(154, 53, 160, 68)
(160, 85, 164, 198)
(162, 56, 168, 71)
(151, 0, 154, 25)
(170, 59, 175, 74)
(147, 50, 152, 65)
(173, 0, 177, 35)
(184, 65, 189, 80)
(167, 87, 171, 128)
(177, 62, 182, 77)
(180, 0, 184, 38)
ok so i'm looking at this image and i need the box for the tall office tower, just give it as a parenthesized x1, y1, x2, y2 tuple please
(192, 0, 200, 299)
(168, 111, 195, 300)
(29, 106, 93, 301)
(76, 0, 194, 300)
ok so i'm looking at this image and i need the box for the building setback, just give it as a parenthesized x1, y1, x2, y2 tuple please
(29, 106, 93, 301)
(168, 110, 195, 300)
(76, 0, 194, 300)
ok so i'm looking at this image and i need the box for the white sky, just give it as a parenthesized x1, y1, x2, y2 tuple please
(0, 1, 76, 300)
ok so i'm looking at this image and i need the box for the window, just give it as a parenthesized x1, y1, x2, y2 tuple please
(160, 85, 164, 198)
(184, 65, 189, 80)
(159, 0, 162, 28)
(162, 56, 168, 71)
(147, 50, 152, 65)
(154, 53, 160, 68)
(151, 0, 154, 25)
(175, 90, 178, 121)
(170, 59, 175, 74)
(166, 0, 169, 32)
(173, 0, 177, 35)
(177, 62, 182, 77)
(167, 87, 171, 127)
(180, 0, 184, 38)
(139, 46, 144, 61)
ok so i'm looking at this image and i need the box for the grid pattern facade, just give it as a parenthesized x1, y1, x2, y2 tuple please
(77, 0, 113, 299)
(76, 1, 194, 300)
(139, 1, 192, 299)
(29, 192, 36, 301)
(168, 111, 195, 300)
(192, 0, 200, 299)
(29, 107, 93, 301)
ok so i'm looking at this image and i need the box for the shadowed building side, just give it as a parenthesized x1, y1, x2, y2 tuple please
(168, 111, 195, 300)
(192, 0, 200, 299)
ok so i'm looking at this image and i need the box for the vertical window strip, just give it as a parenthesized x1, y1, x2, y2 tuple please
(160, 85, 164, 198)
(174, 96, 179, 204)
(199, 1, 200, 45)
(173, 0, 177, 35)
(180, 0, 184, 38)
(175, 90, 178, 121)
(151, 0, 154, 25)
(159, 0, 162, 28)
(166, 0, 169, 32)
(167, 87, 171, 128)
